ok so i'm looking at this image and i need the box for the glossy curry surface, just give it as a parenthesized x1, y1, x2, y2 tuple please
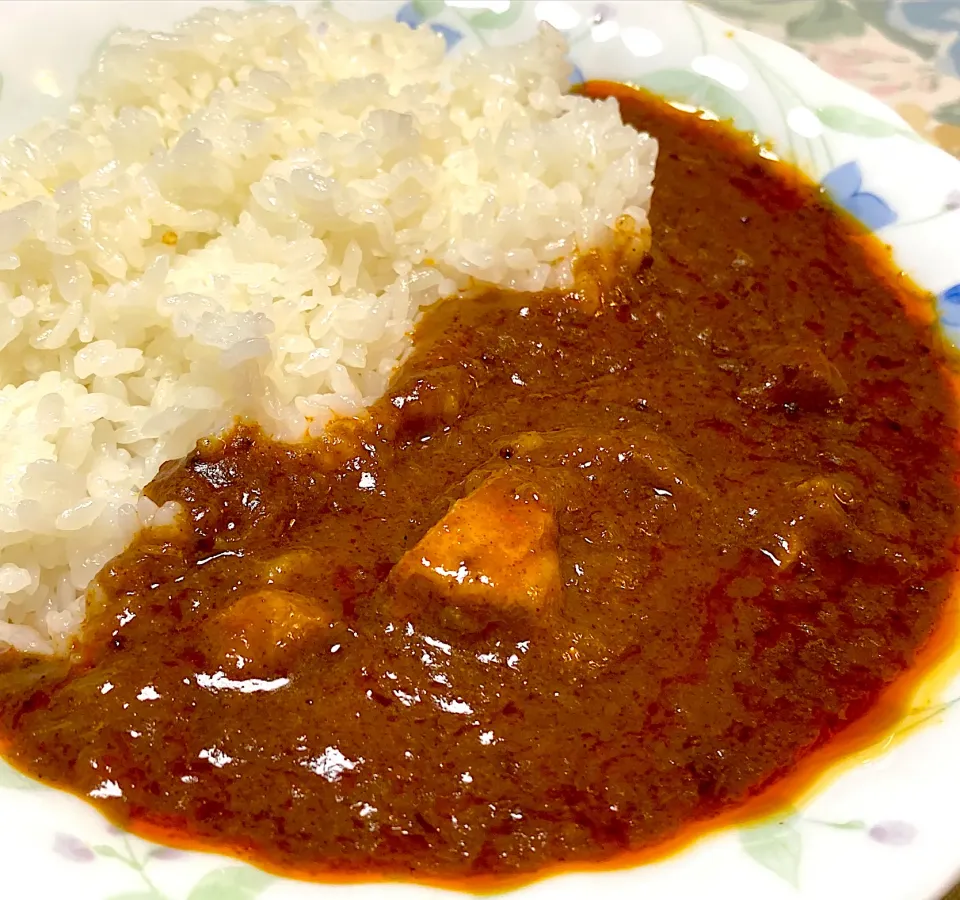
(0, 87, 958, 886)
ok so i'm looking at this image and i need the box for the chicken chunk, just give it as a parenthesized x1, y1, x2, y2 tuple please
(207, 589, 330, 673)
(765, 476, 856, 568)
(260, 548, 326, 588)
(763, 475, 910, 569)
(388, 365, 472, 440)
(390, 474, 561, 632)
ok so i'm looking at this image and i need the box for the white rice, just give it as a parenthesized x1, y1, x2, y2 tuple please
(0, 5, 657, 653)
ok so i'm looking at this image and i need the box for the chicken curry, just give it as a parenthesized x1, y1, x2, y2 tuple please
(0, 85, 958, 888)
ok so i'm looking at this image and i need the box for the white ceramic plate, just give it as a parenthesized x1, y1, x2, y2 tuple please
(2, 2, 960, 899)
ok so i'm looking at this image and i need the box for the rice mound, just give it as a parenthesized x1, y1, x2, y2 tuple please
(0, 5, 657, 653)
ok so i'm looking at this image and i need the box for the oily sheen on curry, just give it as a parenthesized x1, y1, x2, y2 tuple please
(0, 88, 957, 888)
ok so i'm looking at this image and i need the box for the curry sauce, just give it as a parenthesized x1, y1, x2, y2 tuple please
(0, 86, 958, 888)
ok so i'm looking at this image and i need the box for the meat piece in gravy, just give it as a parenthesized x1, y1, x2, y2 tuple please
(390, 473, 561, 632)
(205, 589, 331, 673)
(388, 365, 474, 441)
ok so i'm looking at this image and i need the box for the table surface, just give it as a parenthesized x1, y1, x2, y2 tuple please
(705, 2, 960, 897)
(704, 0, 960, 158)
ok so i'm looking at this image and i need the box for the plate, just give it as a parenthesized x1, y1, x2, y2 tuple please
(1, 2, 960, 899)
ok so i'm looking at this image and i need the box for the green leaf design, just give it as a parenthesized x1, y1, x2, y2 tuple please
(188, 866, 273, 900)
(467, 1, 524, 30)
(635, 70, 757, 134)
(740, 816, 803, 888)
(0, 761, 38, 790)
(820, 818, 866, 830)
(412, 0, 445, 17)
(815, 105, 918, 139)
(786, 0, 865, 41)
(93, 844, 127, 861)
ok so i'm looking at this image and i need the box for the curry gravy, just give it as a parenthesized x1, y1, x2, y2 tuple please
(0, 86, 958, 888)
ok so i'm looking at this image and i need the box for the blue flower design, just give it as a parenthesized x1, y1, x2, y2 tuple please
(820, 161, 898, 231)
(395, 3, 463, 50)
(395, 2, 422, 28)
(938, 283, 960, 328)
(898, 1, 960, 76)
(943, 284, 960, 303)
(570, 63, 585, 86)
(431, 22, 464, 50)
